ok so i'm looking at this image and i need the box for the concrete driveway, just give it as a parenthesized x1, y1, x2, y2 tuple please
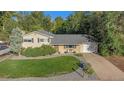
(83, 53, 124, 80)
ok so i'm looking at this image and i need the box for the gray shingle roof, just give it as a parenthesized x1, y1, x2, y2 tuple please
(37, 30, 54, 36)
(24, 30, 96, 45)
(24, 30, 54, 37)
(51, 34, 89, 45)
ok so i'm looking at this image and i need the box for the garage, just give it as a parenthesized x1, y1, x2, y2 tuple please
(83, 44, 91, 53)
(81, 42, 98, 53)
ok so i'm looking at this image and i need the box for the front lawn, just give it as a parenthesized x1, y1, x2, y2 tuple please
(0, 56, 79, 78)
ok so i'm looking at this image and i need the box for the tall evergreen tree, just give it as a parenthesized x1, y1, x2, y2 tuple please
(10, 27, 23, 55)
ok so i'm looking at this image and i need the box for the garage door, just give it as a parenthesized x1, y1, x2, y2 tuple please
(83, 44, 92, 53)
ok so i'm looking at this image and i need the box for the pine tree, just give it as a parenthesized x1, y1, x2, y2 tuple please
(10, 27, 23, 55)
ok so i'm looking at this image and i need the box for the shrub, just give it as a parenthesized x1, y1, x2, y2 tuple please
(83, 63, 94, 75)
(21, 45, 56, 57)
(120, 45, 124, 56)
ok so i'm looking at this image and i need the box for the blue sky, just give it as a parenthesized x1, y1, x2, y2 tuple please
(44, 11, 73, 20)
(18, 11, 74, 20)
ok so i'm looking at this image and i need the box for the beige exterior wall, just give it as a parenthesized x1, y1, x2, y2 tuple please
(22, 32, 51, 48)
(53, 44, 83, 54)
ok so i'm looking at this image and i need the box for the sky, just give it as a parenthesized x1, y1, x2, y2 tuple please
(44, 11, 73, 20)
(18, 11, 74, 20)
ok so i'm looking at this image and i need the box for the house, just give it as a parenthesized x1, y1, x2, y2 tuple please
(22, 30, 98, 54)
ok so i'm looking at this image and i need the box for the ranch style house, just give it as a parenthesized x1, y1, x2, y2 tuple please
(22, 30, 98, 54)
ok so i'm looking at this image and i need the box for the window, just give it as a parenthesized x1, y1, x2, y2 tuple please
(64, 45, 76, 48)
(38, 38, 39, 43)
(48, 39, 50, 42)
(23, 39, 32, 42)
(40, 39, 44, 42)
(37, 38, 45, 43)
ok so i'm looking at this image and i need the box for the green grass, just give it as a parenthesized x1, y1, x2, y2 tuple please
(0, 56, 79, 78)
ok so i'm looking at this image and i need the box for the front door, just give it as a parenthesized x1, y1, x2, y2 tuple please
(68, 49, 73, 53)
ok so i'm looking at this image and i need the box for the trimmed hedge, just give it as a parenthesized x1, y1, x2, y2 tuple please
(21, 45, 56, 57)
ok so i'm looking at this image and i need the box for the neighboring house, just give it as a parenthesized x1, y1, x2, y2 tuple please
(22, 31, 98, 54)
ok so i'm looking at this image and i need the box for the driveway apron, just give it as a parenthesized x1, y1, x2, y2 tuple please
(83, 53, 124, 80)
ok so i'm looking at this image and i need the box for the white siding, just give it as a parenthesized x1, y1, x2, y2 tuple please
(22, 33, 51, 48)
(80, 42, 98, 53)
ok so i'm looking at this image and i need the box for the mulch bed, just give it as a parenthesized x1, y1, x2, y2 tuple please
(106, 56, 124, 72)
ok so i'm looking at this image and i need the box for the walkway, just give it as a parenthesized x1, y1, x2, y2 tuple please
(83, 53, 124, 80)
(0, 54, 13, 62)
(10, 54, 73, 60)
(0, 68, 98, 81)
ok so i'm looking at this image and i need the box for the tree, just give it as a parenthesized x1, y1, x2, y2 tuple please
(99, 12, 124, 56)
(0, 11, 17, 41)
(64, 12, 83, 34)
(85, 12, 107, 42)
(55, 12, 88, 34)
(10, 27, 23, 55)
(0, 12, 3, 32)
(43, 16, 52, 31)
(2, 11, 17, 33)
(17, 11, 45, 31)
(52, 16, 64, 33)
